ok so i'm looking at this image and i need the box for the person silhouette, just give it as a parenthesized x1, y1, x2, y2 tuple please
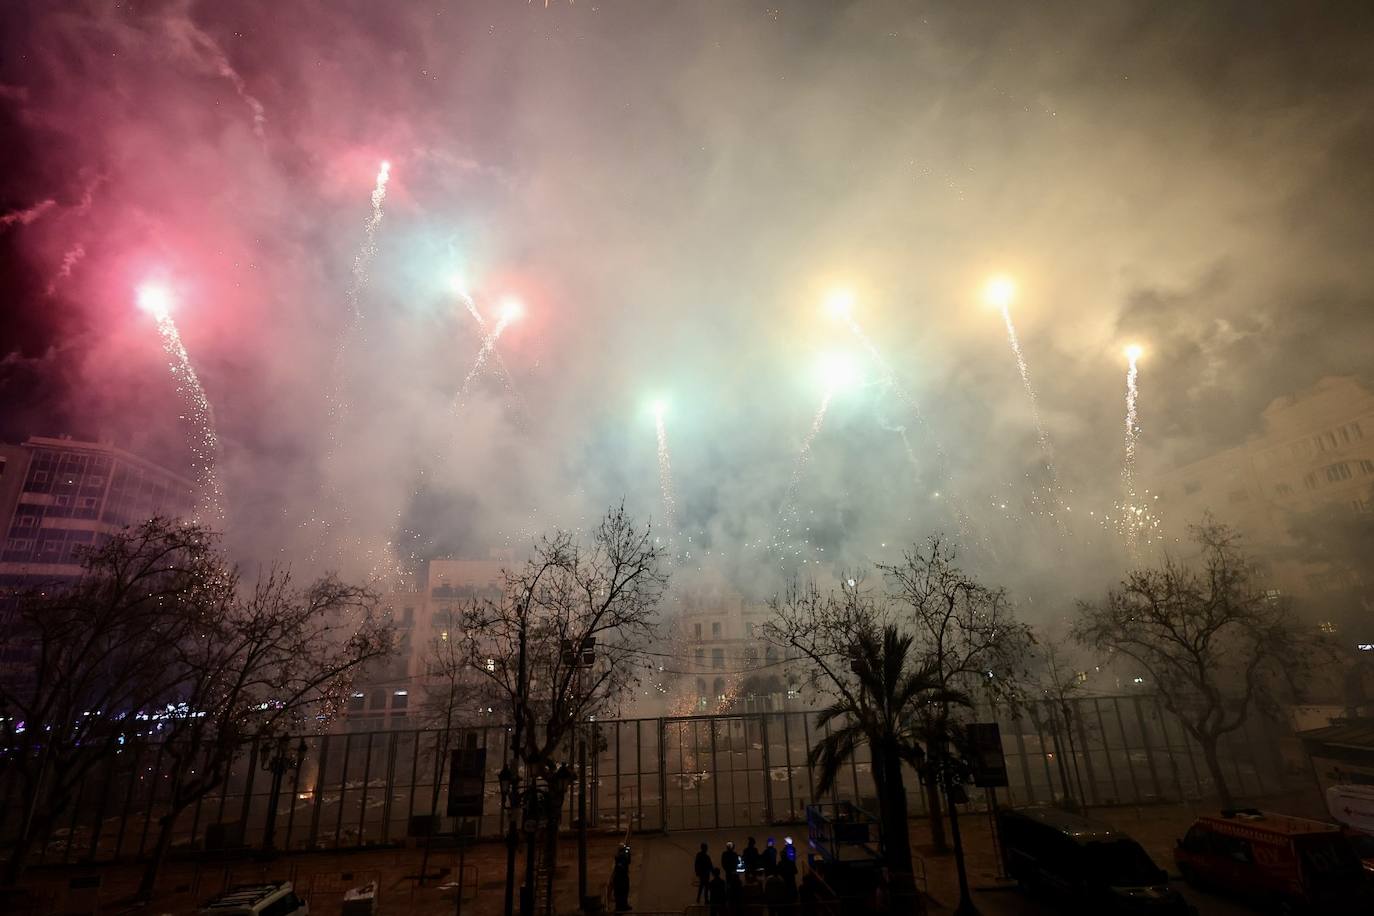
(694, 842, 713, 903)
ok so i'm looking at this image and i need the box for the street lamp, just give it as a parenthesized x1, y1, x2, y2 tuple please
(561, 637, 597, 913)
(260, 735, 308, 856)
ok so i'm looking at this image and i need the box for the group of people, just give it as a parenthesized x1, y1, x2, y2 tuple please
(693, 836, 800, 913)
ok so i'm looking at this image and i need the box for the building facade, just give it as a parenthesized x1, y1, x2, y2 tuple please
(1155, 376, 1374, 633)
(0, 435, 197, 589)
(342, 555, 508, 731)
(672, 587, 798, 713)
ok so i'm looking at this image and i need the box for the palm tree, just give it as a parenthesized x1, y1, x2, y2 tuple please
(808, 625, 970, 894)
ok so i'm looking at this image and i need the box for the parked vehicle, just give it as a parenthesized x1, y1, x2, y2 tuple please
(997, 806, 1194, 914)
(1175, 808, 1370, 914)
(199, 881, 309, 916)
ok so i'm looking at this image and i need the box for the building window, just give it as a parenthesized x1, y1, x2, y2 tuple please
(1325, 463, 1353, 483)
(711, 622, 721, 638)
(711, 648, 725, 669)
(694, 648, 705, 666)
(32, 471, 48, 484)
(402, 606, 414, 623)
(1304, 472, 1319, 490)
(369, 689, 387, 710)
(1360, 460, 1374, 475)
(713, 677, 726, 699)
(348, 692, 366, 712)
(1274, 483, 1292, 497)
(694, 623, 702, 640)
(392, 690, 408, 709)
(16, 515, 36, 528)
(696, 678, 707, 697)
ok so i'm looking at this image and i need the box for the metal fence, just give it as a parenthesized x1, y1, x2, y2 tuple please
(0, 695, 1297, 865)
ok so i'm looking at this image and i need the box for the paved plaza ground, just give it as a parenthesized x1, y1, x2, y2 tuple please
(7, 791, 1327, 915)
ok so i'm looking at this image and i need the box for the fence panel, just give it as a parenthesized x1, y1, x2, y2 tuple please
(0, 695, 1301, 863)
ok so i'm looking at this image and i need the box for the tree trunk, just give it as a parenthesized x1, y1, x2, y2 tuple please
(1199, 735, 1234, 810)
(923, 768, 948, 853)
(543, 779, 569, 915)
(137, 811, 178, 901)
(875, 745, 916, 898)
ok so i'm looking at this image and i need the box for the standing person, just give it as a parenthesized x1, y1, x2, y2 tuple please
(761, 837, 778, 872)
(694, 842, 713, 903)
(612, 845, 631, 911)
(741, 837, 760, 875)
(707, 868, 727, 916)
(778, 849, 798, 896)
(726, 870, 744, 914)
(721, 841, 739, 876)
(763, 864, 787, 915)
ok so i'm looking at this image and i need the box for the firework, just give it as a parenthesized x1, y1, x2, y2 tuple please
(452, 297, 523, 412)
(984, 276, 1063, 524)
(453, 285, 525, 415)
(772, 368, 841, 562)
(137, 283, 225, 528)
(825, 288, 977, 545)
(653, 400, 679, 537)
(1121, 344, 1144, 558)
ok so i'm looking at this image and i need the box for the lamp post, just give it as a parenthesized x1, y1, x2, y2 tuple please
(561, 637, 597, 912)
(503, 608, 529, 916)
(261, 736, 308, 856)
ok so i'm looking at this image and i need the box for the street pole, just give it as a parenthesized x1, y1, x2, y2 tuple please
(455, 816, 468, 916)
(946, 769, 978, 916)
(504, 612, 529, 916)
(578, 712, 588, 910)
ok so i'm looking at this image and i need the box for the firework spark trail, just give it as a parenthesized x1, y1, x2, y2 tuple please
(772, 389, 834, 560)
(999, 304, 1064, 523)
(843, 310, 980, 548)
(654, 408, 679, 536)
(154, 315, 225, 528)
(457, 292, 526, 416)
(452, 314, 515, 411)
(1122, 349, 1142, 557)
(305, 162, 392, 567)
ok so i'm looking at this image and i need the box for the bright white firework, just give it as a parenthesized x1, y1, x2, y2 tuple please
(454, 287, 525, 414)
(984, 276, 1063, 526)
(137, 283, 225, 528)
(773, 357, 858, 563)
(653, 400, 679, 537)
(1121, 344, 1144, 557)
(452, 298, 522, 411)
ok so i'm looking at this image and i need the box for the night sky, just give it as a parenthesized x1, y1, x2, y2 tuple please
(2, 1, 1372, 602)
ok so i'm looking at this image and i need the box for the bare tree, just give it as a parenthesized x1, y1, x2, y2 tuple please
(458, 504, 667, 915)
(880, 535, 1033, 852)
(0, 519, 226, 884)
(1072, 518, 1312, 808)
(134, 569, 393, 899)
(1018, 635, 1091, 809)
(766, 579, 965, 904)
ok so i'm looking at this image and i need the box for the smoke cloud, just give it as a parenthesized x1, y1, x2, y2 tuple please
(1, 1, 1372, 614)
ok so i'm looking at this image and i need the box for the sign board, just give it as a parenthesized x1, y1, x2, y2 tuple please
(966, 722, 1009, 788)
(448, 746, 487, 817)
(1326, 783, 1374, 835)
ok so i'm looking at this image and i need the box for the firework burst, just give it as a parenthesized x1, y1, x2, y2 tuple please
(138, 284, 225, 528)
